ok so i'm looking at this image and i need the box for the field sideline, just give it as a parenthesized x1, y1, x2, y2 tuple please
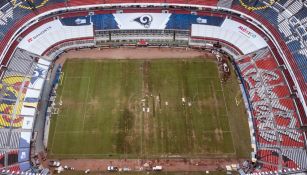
(47, 57, 251, 159)
(59, 171, 231, 175)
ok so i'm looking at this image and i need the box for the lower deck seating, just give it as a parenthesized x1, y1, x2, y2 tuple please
(0, 48, 50, 173)
(235, 47, 307, 172)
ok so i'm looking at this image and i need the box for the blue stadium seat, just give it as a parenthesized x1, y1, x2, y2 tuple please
(300, 68, 307, 82)
(255, 8, 279, 26)
(287, 40, 302, 52)
(293, 53, 307, 69)
(295, 7, 307, 21)
(60, 16, 91, 26)
(166, 14, 224, 30)
(91, 14, 119, 30)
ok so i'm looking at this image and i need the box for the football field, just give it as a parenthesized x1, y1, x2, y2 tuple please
(48, 58, 251, 159)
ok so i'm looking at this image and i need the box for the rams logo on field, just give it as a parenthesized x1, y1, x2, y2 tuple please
(133, 15, 153, 28)
(239, 0, 278, 11)
(12, 0, 49, 10)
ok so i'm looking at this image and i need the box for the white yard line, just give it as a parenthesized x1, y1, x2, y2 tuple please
(82, 77, 91, 131)
(52, 76, 90, 150)
(55, 130, 99, 134)
(50, 74, 69, 151)
(63, 76, 90, 79)
(217, 69, 237, 155)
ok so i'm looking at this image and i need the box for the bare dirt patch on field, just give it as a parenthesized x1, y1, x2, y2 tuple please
(47, 158, 243, 172)
(56, 47, 213, 65)
(87, 97, 100, 110)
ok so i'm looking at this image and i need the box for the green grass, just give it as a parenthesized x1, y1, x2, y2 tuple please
(48, 58, 250, 159)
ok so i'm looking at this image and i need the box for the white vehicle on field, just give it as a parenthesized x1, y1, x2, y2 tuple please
(49, 160, 61, 167)
(152, 166, 162, 171)
(107, 166, 118, 172)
